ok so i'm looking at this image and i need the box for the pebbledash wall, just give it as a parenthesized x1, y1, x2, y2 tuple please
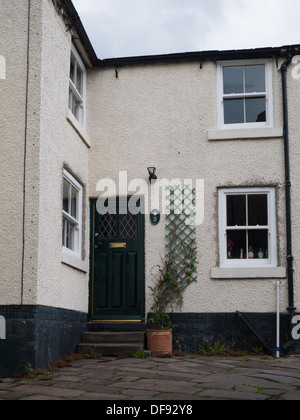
(88, 58, 299, 354)
(1, 0, 300, 377)
(0, 0, 89, 376)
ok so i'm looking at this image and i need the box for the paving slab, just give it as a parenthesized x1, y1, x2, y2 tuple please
(2, 355, 300, 400)
(198, 389, 268, 400)
(280, 390, 300, 400)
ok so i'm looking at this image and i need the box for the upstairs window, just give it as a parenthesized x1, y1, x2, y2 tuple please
(69, 44, 86, 127)
(217, 60, 273, 129)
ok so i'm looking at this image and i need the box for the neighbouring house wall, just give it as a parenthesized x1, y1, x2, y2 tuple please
(36, 0, 90, 313)
(87, 59, 291, 316)
(0, 0, 89, 377)
(0, 0, 42, 306)
(0, 0, 90, 313)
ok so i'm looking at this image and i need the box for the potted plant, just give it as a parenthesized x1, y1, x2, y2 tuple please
(147, 260, 183, 357)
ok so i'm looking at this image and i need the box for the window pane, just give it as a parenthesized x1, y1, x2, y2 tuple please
(62, 218, 75, 251)
(246, 97, 266, 123)
(67, 221, 75, 250)
(63, 179, 69, 213)
(227, 195, 246, 226)
(248, 195, 268, 226)
(248, 230, 268, 259)
(227, 230, 247, 259)
(224, 99, 244, 124)
(223, 67, 243, 94)
(76, 66, 83, 95)
(245, 65, 265, 93)
(71, 186, 78, 219)
(70, 91, 80, 120)
(70, 54, 76, 84)
(62, 217, 66, 247)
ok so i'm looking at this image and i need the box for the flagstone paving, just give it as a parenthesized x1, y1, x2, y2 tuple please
(1, 355, 300, 400)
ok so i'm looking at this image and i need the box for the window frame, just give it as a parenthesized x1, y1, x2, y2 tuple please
(62, 169, 83, 259)
(69, 43, 87, 129)
(218, 187, 277, 269)
(217, 59, 273, 130)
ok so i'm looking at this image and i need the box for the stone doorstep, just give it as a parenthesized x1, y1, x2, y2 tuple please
(77, 343, 145, 357)
(77, 331, 146, 357)
(81, 332, 145, 344)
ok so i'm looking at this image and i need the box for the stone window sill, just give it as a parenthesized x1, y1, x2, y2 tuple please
(62, 251, 88, 273)
(67, 109, 91, 148)
(211, 267, 286, 280)
(208, 127, 283, 141)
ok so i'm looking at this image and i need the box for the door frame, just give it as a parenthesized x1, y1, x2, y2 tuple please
(88, 197, 145, 322)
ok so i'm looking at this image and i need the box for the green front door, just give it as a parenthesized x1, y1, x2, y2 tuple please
(90, 197, 145, 321)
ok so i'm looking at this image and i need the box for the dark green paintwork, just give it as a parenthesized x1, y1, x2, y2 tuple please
(89, 198, 145, 321)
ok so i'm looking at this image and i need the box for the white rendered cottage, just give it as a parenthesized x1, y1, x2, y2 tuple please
(1, 0, 300, 376)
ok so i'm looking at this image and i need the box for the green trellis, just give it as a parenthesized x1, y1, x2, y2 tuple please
(165, 184, 197, 291)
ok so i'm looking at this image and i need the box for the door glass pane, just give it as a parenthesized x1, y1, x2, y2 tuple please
(223, 67, 244, 94)
(227, 230, 247, 259)
(119, 213, 138, 239)
(224, 99, 244, 124)
(245, 97, 266, 123)
(248, 230, 268, 259)
(227, 195, 246, 226)
(245, 65, 265, 93)
(99, 213, 117, 239)
(248, 194, 268, 226)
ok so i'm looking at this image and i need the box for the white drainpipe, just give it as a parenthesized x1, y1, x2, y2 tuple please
(276, 281, 281, 358)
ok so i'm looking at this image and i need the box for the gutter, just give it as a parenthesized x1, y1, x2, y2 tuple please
(96, 45, 300, 68)
(62, 0, 98, 66)
(281, 53, 296, 315)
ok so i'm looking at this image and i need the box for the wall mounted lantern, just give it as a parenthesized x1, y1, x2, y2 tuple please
(147, 167, 157, 183)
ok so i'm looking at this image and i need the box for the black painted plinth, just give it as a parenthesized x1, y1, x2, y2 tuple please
(92, 313, 300, 356)
(0, 306, 87, 377)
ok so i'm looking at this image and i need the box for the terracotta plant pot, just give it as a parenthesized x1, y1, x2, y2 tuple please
(147, 329, 173, 357)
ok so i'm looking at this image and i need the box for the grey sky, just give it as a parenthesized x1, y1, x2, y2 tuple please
(72, 0, 300, 59)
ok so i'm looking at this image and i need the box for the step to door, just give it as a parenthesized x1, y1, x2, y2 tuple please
(77, 332, 146, 357)
(77, 342, 145, 357)
(82, 332, 145, 344)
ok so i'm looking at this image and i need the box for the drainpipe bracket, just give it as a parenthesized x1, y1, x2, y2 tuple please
(287, 306, 297, 315)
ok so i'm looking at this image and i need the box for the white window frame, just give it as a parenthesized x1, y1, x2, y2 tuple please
(217, 59, 273, 130)
(69, 43, 87, 129)
(218, 187, 277, 269)
(62, 169, 83, 259)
